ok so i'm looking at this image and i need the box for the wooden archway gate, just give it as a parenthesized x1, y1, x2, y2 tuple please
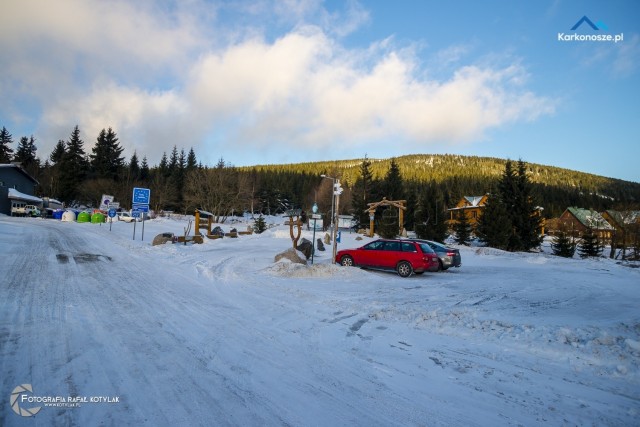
(365, 198, 406, 237)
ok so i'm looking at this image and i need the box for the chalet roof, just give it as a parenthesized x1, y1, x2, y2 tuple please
(464, 196, 485, 207)
(605, 210, 640, 226)
(567, 207, 613, 230)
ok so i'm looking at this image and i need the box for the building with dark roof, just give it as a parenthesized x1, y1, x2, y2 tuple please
(0, 163, 41, 215)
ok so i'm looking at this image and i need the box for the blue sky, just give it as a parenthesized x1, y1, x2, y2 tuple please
(1, 0, 638, 182)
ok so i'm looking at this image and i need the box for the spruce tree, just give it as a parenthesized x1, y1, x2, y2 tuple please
(551, 230, 576, 258)
(140, 156, 150, 181)
(253, 215, 267, 234)
(0, 126, 14, 163)
(186, 148, 198, 171)
(515, 160, 543, 250)
(158, 152, 169, 177)
(129, 151, 140, 181)
(13, 136, 38, 169)
(168, 145, 179, 175)
(453, 210, 472, 245)
(58, 125, 89, 203)
(414, 184, 448, 242)
(50, 140, 66, 164)
(491, 159, 543, 252)
(578, 228, 602, 258)
(384, 158, 404, 201)
(90, 127, 124, 180)
(476, 194, 511, 249)
(351, 156, 376, 230)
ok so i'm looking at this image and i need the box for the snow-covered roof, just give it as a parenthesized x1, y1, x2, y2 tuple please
(464, 196, 485, 207)
(605, 210, 640, 226)
(8, 188, 43, 203)
(567, 207, 613, 230)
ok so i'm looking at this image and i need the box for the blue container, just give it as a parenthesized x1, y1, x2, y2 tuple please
(53, 209, 64, 220)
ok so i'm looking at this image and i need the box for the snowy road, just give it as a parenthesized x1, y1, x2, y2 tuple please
(1, 216, 639, 426)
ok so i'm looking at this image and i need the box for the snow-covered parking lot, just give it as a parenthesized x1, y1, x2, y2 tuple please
(1, 215, 639, 426)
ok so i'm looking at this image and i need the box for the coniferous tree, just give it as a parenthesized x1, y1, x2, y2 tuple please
(476, 194, 511, 250)
(50, 140, 66, 164)
(45, 140, 66, 200)
(171, 148, 187, 211)
(158, 152, 169, 177)
(58, 125, 89, 203)
(90, 127, 124, 180)
(551, 230, 576, 258)
(140, 156, 150, 181)
(414, 184, 448, 242)
(578, 228, 603, 258)
(453, 210, 472, 245)
(384, 158, 404, 201)
(375, 158, 404, 237)
(351, 156, 376, 230)
(168, 145, 179, 175)
(186, 148, 198, 171)
(0, 126, 13, 163)
(13, 135, 39, 176)
(253, 214, 267, 234)
(515, 160, 544, 250)
(485, 159, 543, 252)
(128, 151, 140, 181)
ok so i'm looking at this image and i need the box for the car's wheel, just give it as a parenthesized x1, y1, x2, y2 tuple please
(438, 260, 445, 271)
(340, 255, 354, 267)
(396, 261, 413, 277)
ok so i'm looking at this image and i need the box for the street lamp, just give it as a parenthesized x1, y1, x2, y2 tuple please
(320, 174, 335, 232)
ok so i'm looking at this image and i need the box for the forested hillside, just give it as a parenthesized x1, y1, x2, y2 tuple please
(243, 154, 640, 218)
(2, 124, 639, 223)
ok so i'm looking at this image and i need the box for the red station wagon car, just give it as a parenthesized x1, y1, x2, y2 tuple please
(335, 239, 441, 277)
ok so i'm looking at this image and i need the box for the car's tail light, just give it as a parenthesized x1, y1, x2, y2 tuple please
(447, 252, 456, 257)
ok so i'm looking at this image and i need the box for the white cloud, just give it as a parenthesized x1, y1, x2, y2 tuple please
(0, 0, 555, 166)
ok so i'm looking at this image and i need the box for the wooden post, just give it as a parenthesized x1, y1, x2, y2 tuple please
(289, 214, 302, 248)
(369, 209, 375, 237)
(194, 210, 201, 231)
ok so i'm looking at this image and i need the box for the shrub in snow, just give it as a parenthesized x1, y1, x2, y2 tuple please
(551, 231, 576, 258)
(253, 215, 267, 234)
(578, 228, 603, 258)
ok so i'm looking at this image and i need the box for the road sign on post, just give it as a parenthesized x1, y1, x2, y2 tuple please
(132, 187, 151, 204)
(108, 208, 116, 231)
(132, 187, 151, 241)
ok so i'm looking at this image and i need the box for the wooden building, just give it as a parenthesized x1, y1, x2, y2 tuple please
(557, 207, 614, 241)
(447, 194, 489, 230)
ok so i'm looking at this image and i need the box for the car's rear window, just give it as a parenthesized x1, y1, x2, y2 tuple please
(418, 243, 435, 254)
(402, 242, 417, 252)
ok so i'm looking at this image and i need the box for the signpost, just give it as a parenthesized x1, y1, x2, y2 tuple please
(108, 208, 117, 231)
(131, 187, 151, 241)
(310, 203, 319, 264)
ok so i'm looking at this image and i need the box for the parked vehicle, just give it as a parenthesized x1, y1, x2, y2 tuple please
(335, 239, 441, 277)
(411, 239, 462, 270)
(11, 203, 41, 217)
(117, 212, 137, 223)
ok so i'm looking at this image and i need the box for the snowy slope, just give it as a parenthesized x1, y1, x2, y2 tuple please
(0, 215, 638, 426)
